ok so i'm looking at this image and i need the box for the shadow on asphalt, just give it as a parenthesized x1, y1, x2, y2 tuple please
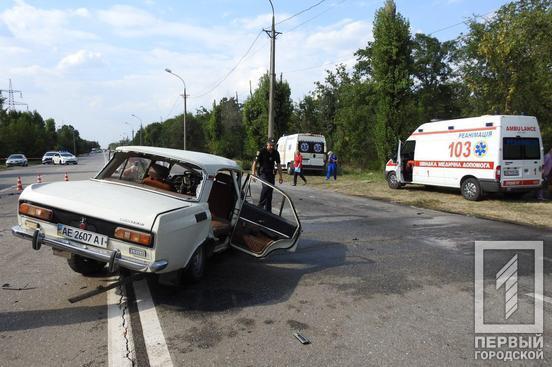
(148, 238, 354, 313)
(0, 305, 107, 332)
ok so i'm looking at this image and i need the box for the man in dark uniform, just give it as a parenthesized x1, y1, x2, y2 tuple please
(251, 138, 283, 212)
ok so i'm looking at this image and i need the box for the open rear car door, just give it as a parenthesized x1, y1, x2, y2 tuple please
(230, 175, 301, 258)
(395, 140, 403, 183)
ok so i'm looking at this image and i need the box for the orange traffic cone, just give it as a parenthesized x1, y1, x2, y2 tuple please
(64, 172, 69, 181)
(36, 174, 42, 183)
(16, 176, 23, 192)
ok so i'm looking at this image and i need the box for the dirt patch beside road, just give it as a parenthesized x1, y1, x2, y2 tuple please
(293, 171, 552, 229)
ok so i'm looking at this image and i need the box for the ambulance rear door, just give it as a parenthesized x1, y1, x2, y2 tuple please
(500, 117, 543, 189)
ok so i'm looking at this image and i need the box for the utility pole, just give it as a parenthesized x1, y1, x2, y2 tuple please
(165, 68, 188, 150)
(72, 128, 77, 155)
(264, 0, 280, 140)
(0, 79, 28, 112)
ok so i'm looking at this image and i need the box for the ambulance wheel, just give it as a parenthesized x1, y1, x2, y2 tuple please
(67, 254, 106, 275)
(387, 172, 402, 189)
(461, 178, 482, 201)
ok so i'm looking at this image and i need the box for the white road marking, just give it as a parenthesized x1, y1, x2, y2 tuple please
(107, 285, 135, 367)
(133, 279, 174, 367)
(0, 186, 15, 193)
(525, 293, 552, 305)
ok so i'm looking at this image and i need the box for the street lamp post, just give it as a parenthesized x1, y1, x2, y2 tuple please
(123, 122, 134, 142)
(165, 68, 187, 150)
(130, 114, 143, 145)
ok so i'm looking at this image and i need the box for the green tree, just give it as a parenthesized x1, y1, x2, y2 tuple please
(356, 0, 413, 166)
(411, 33, 466, 122)
(242, 73, 293, 158)
(459, 0, 552, 146)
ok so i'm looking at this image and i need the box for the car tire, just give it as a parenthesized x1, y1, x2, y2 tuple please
(180, 244, 206, 284)
(67, 254, 106, 275)
(387, 172, 402, 189)
(461, 178, 483, 201)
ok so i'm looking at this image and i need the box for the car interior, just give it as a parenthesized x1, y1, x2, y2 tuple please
(99, 152, 204, 199)
(207, 171, 238, 240)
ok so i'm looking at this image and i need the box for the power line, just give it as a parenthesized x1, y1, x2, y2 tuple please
(428, 8, 498, 35)
(283, 0, 347, 33)
(276, 0, 328, 25)
(192, 30, 264, 99)
(190, 0, 352, 99)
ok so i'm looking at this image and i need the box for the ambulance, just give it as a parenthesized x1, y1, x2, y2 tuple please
(277, 133, 326, 175)
(385, 115, 544, 200)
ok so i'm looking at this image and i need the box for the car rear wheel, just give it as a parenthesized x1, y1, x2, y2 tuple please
(179, 244, 206, 283)
(67, 254, 106, 275)
(461, 178, 483, 201)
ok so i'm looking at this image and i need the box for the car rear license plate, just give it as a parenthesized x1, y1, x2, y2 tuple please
(503, 169, 519, 176)
(57, 224, 109, 248)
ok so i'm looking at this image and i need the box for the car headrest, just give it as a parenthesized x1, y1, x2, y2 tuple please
(149, 163, 170, 179)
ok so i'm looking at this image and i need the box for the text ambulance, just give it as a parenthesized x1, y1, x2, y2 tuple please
(385, 115, 544, 200)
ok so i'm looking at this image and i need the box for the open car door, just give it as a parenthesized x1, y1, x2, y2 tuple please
(395, 140, 403, 183)
(230, 175, 301, 258)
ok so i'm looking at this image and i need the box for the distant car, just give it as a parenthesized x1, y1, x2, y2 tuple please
(42, 151, 58, 164)
(52, 152, 78, 165)
(6, 154, 28, 167)
(12, 146, 301, 280)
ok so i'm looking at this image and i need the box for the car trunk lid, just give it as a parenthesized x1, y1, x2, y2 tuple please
(20, 179, 190, 230)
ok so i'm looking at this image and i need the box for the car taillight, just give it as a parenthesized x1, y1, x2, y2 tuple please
(19, 203, 53, 221)
(114, 227, 152, 246)
(495, 165, 501, 181)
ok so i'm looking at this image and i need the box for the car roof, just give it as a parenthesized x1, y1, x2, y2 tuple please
(116, 146, 241, 175)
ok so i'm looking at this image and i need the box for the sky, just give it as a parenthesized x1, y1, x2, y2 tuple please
(0, 0, 511, 147)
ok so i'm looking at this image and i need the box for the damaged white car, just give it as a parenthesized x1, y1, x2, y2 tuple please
(12, 146, 301, 281)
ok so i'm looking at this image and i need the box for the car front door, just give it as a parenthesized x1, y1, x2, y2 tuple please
(230, 175, 301, 258)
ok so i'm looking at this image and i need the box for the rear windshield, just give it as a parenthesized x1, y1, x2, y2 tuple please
(61, 153, 73, 157)
(503, 138, 541, 160)
(298, 141, 325, 154)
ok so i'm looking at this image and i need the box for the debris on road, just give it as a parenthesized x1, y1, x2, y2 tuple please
(68, 272, 143, 303)
(2, 282, 36, 291)
(293, 332, 311, 345)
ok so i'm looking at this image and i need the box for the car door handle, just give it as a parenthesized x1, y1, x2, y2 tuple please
(257, 219, 265, 224)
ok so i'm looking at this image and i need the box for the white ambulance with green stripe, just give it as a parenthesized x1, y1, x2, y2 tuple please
(385, 115, 544, 200)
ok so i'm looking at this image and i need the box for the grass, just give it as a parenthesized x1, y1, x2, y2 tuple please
(288, 170, 552, 229)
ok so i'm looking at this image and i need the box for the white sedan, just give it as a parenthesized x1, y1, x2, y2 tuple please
(12, 146, 301, 282)
(52, 152, 78, 165)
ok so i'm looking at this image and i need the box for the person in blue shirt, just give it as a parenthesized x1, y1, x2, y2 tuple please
(325, 151, 338, 180)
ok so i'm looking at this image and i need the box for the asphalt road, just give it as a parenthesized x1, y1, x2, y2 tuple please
(0, 153, 550, 366)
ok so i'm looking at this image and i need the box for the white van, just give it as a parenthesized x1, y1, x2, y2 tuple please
(385, 115, 544, 200)
(277, 133, 326, 174)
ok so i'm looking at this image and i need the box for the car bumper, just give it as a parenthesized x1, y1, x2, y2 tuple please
(480, 179, 540, 193)
(11, 225, 168, 273)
